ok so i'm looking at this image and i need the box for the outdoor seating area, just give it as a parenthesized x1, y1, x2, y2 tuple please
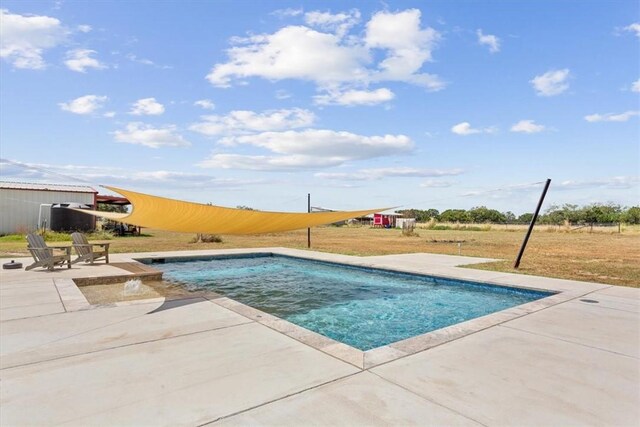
(25, 233, 72, 271)
(1, 248, 638, 425)
(25, 233, 109, 271)
(71, 232, 110, 264)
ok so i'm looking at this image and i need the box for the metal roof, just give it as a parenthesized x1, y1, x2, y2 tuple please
(0, 181, 97, 193)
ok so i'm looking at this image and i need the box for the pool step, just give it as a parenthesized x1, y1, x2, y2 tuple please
(74, 262, 163, 286)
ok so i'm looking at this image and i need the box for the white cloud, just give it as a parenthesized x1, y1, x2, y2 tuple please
(555, 176, 639, 191)
(0, 9, 68, 69)
(476, 29, 500, 53)
(77, 24, 92, 33)
(631, 79, 640, 93)
(190, 108, 315, 136)
(194, 99, 215, 110)
(0, 159, 264, 190)
(59, 95, 107, 114)
(316, 167, 463, 181)
(129, 97, 165, 115)
(275, 89, 292, 99)
(584, 110, 639, 122)
(365, 9, 443, 90)
(126, 53, 154, 65)
(207, 9, 445, 100)
(198, 154, 342, 170)
(220, 129, 412, 158)
(125, 53, 171, 69)
(623, 22, 640, 37)
(314, 88, 394, 106)
(304, 9, 360, 38)
(451, 122, 479, 135)
(127, 170, 265, 188)
(207, 26, 369, 88)
(530, 69, 570, 96)
(64, 49, 106, 72)
(420, 179, 455, 188)
(103, 111, 116, 118)
(113, 122, 190, 148)
(451, 122, 496, 135)
(271, 8, 303, 18)
(510, 119, 546, 133)
(200, 130, 413, 171)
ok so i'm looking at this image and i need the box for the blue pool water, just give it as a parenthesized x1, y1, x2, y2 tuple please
(149, 254, 551, 350)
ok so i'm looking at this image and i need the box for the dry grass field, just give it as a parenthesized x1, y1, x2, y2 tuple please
(2, 225, 638, 287)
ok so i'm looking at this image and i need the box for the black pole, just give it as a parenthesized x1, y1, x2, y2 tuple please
(514, 179, 551, 269)
(307, 193, 311, 248)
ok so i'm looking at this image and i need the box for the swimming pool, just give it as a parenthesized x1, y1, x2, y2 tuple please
(148, 254, 552, 350)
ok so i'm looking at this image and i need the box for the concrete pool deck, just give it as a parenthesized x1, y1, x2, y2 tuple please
(1, 248, 638, 426)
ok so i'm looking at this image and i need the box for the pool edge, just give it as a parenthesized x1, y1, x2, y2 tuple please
(133, 249, 584, 370)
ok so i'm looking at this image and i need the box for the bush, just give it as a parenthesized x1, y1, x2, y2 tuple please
(430, 225, 452, 230)
(87, 230, 115, 240)
(0, 234, 27, 242)
(39, 230, 72, 242)
(189, 234, 223, 243)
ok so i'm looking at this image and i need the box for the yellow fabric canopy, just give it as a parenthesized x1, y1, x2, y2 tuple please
(79, 186, 387, 235)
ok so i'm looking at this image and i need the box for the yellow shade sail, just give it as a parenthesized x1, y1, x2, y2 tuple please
(79, 186, 388, 235)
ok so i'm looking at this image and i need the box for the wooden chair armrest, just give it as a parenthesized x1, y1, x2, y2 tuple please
(86, 242, 111, 249)
(48, 244, 72, 249)
(28, 246, 71, 255)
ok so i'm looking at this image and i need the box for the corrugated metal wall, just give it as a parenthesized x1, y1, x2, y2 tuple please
(0, 189, 95, 235)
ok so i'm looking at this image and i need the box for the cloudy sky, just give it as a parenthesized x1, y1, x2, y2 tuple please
(1, 0, 638, 213)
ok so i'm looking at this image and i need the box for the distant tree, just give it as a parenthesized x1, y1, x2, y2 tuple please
(468, 206, 506, 223)
(541, 204, 581, 225)
(440, 209, 470, 223)
(395, 209, 440, 222)
(581, 203, 622, 224)
(503, 211, 516, 223)
(424, 208, 440, 221)
(621, 206, 640, 224)
(97, 203, 128, 213)
(396, 209, 418, 219)
(517, 213, 534, 224)
(236, 205, 256, 211)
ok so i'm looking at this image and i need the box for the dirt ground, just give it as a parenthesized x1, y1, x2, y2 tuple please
(2, 225, 638, 287)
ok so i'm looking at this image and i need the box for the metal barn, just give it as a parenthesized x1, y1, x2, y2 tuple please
(0, 182, 97, 235)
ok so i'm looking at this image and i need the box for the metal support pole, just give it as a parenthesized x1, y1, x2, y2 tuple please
(307, 193, 311, 248)
(514, 179, 551, 269)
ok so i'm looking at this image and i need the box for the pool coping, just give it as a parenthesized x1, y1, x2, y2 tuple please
(54, 248, 612, 370)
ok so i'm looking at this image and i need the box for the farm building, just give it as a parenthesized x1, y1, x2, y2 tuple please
(352, 211, 410, 228)
(0, 182, 98, 235)
(372, 212, 403, 228)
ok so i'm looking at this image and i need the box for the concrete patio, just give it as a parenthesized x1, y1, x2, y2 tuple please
(1, 248, 638, 426)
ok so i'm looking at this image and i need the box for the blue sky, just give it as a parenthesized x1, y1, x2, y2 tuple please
(1, 0, 638, 213)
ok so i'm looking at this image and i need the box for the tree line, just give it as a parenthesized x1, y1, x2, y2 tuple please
(396, 203, 640, 225)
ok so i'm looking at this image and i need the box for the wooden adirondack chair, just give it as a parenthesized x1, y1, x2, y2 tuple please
(25, 233, 72, 271)
(71, 232, 110, 264)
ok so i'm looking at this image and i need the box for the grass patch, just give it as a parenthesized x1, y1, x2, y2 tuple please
(39, 231, 72, 242)
(0, 234, 26, 242)
(425, 224, 492, 231)
(86, 230, 116, 240)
